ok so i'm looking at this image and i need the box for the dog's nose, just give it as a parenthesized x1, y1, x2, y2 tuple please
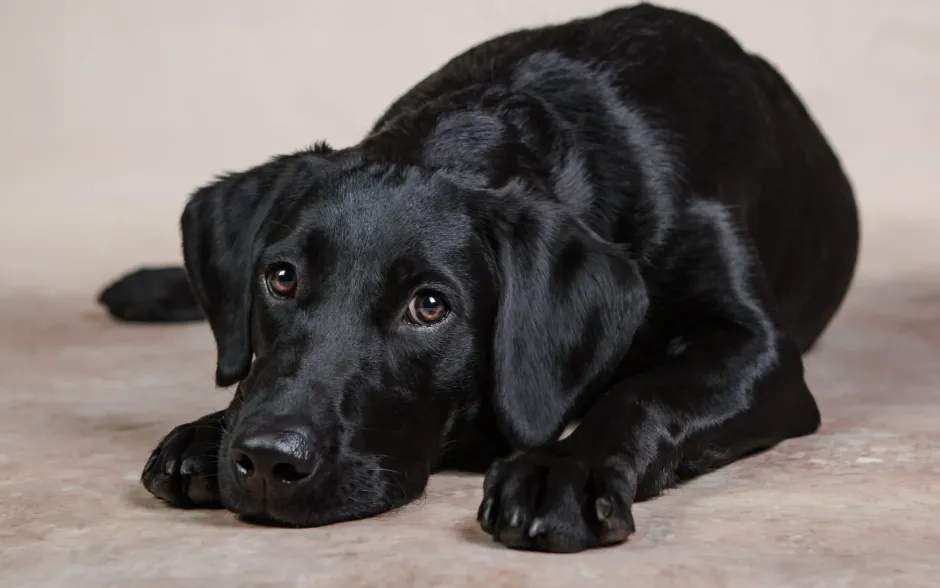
(230, 429, 318, 486)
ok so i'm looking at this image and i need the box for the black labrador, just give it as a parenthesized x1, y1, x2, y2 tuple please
(99, 4, 859, 553)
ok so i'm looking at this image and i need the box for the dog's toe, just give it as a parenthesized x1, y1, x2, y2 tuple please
(478, 450, 636, 553)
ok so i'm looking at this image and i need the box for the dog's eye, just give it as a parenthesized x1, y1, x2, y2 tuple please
(406, 291, 449, 326)
(265, 263, 298, 298)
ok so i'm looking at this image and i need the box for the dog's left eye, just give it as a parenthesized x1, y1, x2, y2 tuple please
(265, 262, 298, 298)
(405, 291, 449, 326)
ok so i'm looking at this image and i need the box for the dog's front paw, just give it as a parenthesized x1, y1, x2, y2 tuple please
(141, 411, 225, 509)
(476, 449, 636, 553)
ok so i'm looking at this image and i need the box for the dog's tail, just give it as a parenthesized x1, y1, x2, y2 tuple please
(97, 266, 205, 323)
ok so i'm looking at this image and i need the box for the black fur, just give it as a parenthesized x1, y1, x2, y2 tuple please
(101, 4, 859, 553)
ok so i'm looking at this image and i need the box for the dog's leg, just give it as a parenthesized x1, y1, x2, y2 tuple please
(141, 410, 225, 508)
(477, 326, 819, 553)
(477, 201, 827, 553)
(98, 266, 204, 323)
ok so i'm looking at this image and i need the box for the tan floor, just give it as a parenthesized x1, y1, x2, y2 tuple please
(2, 1, 939, 587)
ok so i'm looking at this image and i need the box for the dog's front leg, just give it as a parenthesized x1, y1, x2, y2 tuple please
(477, 326, 820, 553)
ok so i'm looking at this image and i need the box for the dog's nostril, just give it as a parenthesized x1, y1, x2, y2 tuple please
(272, 462, 313, 483)
(230, 429, 317, 486)
(233, 452, 256, 477)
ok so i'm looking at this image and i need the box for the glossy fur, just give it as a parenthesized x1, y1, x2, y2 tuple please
(100, 4, 859, 552)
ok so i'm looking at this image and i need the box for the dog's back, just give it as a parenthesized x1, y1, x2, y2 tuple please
(744, 54, 858, 350)
(367, 3, 859, 351)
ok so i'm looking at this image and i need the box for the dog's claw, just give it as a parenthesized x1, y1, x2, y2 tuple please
(478, 497, 495, 533)
(496, 508, 530, 547)
(144, 454, 158, 472)
(527, 517, 547, 538)
(595, 497, 613, 521)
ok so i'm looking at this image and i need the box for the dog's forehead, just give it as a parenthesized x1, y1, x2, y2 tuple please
(280, 165, 478, 269)
(314, 167, 467, 236)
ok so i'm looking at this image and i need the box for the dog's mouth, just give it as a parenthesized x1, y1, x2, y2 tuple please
(237, 510, 309, 529)
(217, 451, 418, 528)
(227, 490, 403, 529)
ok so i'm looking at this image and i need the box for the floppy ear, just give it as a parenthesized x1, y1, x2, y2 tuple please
(181, 175, 268, 387)
(181, 151, 329, 387)
(489, 200, 649, 449)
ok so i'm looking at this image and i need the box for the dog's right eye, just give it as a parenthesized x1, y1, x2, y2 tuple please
(405, 291, 449, 326)
(265, 263, 298, 298)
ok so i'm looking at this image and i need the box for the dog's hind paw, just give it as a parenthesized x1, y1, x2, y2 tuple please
(98, 266, 204, 323)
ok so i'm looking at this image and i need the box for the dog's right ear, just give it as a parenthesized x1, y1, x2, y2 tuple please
(180, 150, 331, 387)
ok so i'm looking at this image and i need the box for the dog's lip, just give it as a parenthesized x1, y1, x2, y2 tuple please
(225, 482, 301, 528)
(237, 510, 305, 528)
(221, 459, 330, 525)
(232, 491, 334, 529)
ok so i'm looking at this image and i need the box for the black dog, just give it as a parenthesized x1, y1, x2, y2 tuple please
(99, 3, 859, 553)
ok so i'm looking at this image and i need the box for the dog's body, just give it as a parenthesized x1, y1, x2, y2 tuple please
(101, 4, 858, 552)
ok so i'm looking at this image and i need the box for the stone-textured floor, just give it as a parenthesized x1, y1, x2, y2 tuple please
(2, 233, 939, 586)
(2, 1, 939, 586)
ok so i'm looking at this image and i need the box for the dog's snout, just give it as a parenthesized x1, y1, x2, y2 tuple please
(230, 429, 318, 487)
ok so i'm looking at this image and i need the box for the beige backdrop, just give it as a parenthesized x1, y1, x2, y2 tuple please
(1, 2, 939, 587)
(2, 0, 939, 293)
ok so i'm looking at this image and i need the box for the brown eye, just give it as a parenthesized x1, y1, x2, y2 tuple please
(265, 263, 298, 298)
(406, 291, 448, 326)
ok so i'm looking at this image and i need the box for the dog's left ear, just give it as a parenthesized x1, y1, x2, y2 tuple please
(486, 197, 649, 449)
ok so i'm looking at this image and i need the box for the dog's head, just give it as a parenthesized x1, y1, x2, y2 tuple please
(181, 136, 648, 526)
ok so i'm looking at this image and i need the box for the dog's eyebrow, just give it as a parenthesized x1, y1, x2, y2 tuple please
(373, 240, 474, 313)
(300, 228, 337, 271)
